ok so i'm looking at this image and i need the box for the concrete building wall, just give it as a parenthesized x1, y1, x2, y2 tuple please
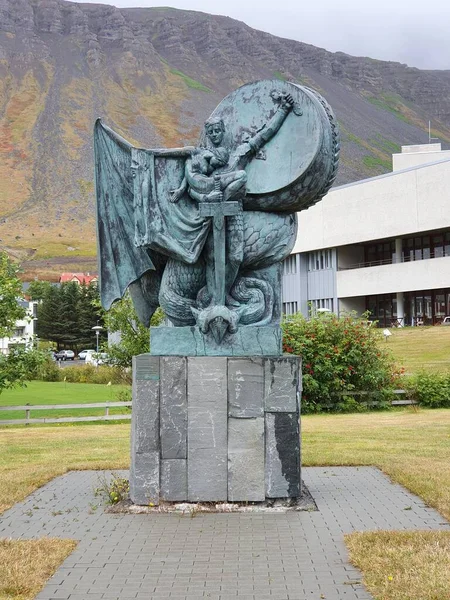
(339, 297, 366, 315)
(292, 157, 450, 253)
(393, 144, 450, 171)
(337, 255, 450, 298)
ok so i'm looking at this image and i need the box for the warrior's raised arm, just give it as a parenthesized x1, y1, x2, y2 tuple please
(246, 93, 294, 155)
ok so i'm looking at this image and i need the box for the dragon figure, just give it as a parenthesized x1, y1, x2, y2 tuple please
(94, 80, 339, 348)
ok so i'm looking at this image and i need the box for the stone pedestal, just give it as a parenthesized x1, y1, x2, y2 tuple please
(130, 355, 301, 505)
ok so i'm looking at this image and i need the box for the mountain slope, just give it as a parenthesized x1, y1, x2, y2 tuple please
(1, 0, 450, 278)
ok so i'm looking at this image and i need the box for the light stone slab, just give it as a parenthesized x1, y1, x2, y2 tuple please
(187, 357, 228, 501)
(228, 417, 265, 501)
(265, 412, 300, 498)
(264, 356, 301, 412)
(160, 459, 187, 501)
(228, 358, 264, 418)
(160, 356, 187, 459)
(129, 451, 160, 505)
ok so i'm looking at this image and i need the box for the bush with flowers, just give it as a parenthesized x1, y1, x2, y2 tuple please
(282, 311, 399, 413)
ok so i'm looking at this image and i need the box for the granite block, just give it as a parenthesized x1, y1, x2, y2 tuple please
(228, 358, 264, 418)
(228, 417, 265, 501)
(187, 357, 228, 501)
(264, 356, 301, 412)
(129, 451, 160, 505)
(150, 325, 282, 356)
(160, 356, 187, 459)
(160, 459, 187, 501)
(265, 412, 300, 498)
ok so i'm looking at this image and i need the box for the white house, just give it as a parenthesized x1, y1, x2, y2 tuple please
(0, 300, 38, 354)
(282, 143, 450, 326)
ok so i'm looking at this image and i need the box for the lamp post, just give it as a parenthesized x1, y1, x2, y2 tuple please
(92, 323, 103, 365)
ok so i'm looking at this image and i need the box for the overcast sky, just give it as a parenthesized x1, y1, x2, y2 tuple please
(75, 0, 450, 70)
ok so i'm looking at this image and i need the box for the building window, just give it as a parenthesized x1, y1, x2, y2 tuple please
(14, 327, 25, 337)
(402, 232, 450, 262)
(283, 254, 297, 275)
(367, 288, 450, 327)
(308, 250, 332, 271)
(283, 301, 298, 315)
(364, 241, 395, 266)
(310, 298, 334, 313)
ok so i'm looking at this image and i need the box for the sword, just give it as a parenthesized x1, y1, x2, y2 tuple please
(198, 175, 241, 306)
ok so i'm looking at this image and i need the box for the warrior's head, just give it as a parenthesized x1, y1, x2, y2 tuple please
(205, 117, 225, 146)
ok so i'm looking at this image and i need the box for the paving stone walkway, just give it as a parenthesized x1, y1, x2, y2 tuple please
(1, 467, 449, 600)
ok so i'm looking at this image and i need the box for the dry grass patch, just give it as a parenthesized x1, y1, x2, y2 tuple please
(0, 537, 76, 600)
(383, 326, 450, 373)
(303, 409, 450, 521)
(0, 424, 130, 514)
(345, 530, 450, 600)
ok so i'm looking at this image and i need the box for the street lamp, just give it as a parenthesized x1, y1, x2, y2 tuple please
(92, 323, 103, 360)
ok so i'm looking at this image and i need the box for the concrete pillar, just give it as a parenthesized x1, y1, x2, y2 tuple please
(395, 239, 404, 326)
(395, 238, 403, 263)
(396, 292, 405, 326)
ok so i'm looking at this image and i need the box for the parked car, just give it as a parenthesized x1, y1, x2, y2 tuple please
(78, 349, 95, 360)
(85, 350, 110, 366)
(54, 350, 75, 361)
(442, 316, 450, 325)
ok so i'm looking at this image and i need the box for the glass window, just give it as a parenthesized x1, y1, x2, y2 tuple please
(423, 236, 430, 260)
(433, 234, 444, 258)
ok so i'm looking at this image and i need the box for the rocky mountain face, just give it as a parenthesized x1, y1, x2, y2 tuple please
(1, 0, 450, 279)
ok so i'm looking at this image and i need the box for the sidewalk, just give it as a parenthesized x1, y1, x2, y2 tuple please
(0, 467, 448, 600)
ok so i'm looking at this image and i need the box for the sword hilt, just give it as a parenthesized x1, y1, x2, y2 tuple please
(213, 174, 223, 201)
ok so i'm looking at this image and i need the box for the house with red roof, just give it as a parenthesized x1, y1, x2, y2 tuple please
(59, 273, 98, 285)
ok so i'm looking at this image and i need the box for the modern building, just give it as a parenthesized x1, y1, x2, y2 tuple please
(0, 300, 38, 354)
(282, 143, 450, 326)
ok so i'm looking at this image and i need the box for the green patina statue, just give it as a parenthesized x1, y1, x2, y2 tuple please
(94, 80, 339, 355)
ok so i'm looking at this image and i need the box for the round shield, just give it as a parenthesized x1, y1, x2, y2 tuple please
(200, 80, 339, 212)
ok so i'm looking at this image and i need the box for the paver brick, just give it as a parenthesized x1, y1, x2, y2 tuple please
(0, 467, 447, 600)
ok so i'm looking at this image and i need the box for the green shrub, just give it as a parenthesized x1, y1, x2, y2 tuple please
(36, 357, 61, 382)
(60, 364, 130, 385)
(282, 312, 397, 413)
(403, 371, 450, 408)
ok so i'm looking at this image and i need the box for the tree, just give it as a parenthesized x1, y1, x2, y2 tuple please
(0, 252, 25, 337)
(36, 282, 103, 350)
(27, 279, 53, 301)
(0, 252, 46, 393)
(102, 293, 164, 368)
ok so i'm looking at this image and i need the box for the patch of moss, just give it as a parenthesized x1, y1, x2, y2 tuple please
(371, 135, 401, 155)
(366, 93, 411, 124)
(169, 68, 212, 93)
(273, 70, 287, 81)
(363, 154, 391, 171)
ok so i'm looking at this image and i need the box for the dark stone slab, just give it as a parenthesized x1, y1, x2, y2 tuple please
(228, 358, 264, 418)
(150, 325, 282, 356)
(264, 356, 301, 412)
(160, 356, 187, 459)
(160, 459, 188, 501)
(187, 357, 228, 501)
(265, 412, 300, 498)
(228, 417, 265, 501)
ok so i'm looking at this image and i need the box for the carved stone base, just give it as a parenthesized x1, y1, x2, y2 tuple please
(150, 325, 282, 356)
(130, 354, 301, 505)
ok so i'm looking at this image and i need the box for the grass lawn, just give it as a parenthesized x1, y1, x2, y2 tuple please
(383, 325, 450, 373)
(0, 381, 130, 421)
(1, 409, 450, 600)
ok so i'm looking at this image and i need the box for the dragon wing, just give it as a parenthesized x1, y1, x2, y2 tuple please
(94, 119, 160, 323)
